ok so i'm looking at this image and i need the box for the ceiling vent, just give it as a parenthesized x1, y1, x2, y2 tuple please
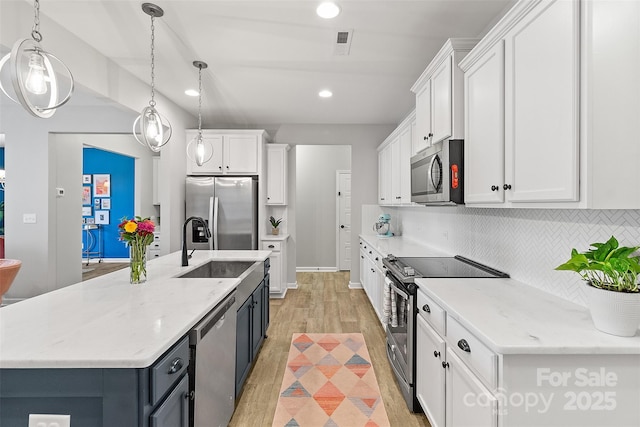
(333, 30, 353, 56)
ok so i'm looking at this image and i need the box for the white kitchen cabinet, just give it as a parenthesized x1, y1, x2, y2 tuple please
(411, 39, 477, 150)
(445, 349, 498, 427)
(504, 0, 579, 203)
(414, 80, 432, 153)
(416, 314, 446, 427)
(186, 130, 266, 175)
(147, 232, 162, 259)
(359, 238, 385, 325)
(262, 239, 287, 298)
(377, 145, 391, 204)
(377, 110, 415, 206)
(462, 41, 505, 204)
(266, 144, 290, 205)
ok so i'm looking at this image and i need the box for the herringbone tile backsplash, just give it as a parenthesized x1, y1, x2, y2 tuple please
(395, 207, 640, 307)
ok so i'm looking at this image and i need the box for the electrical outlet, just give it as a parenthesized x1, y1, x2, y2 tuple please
(23, 213, 37, 224)
(28, 414, 71, 427)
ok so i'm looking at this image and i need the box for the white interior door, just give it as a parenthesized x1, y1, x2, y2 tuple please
(336, 171, 351, 271)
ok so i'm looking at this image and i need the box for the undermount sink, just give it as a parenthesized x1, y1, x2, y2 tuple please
(177, 260, 256, 279)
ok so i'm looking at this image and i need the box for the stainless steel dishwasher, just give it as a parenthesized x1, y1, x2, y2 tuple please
(189, 291, 237, 427)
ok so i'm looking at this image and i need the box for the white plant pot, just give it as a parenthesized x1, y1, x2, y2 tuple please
(585, 284, 640, 337)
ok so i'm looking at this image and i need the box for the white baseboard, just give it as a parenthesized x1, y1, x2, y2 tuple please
(269, 289, 287, 299)
(296, 267, 339, 272)
(82, 258, 129, 263)
(348, 281, 363, 289)
(288, 282, 298, 289)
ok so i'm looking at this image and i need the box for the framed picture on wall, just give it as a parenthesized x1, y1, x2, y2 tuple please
(100, 198, 111, 210)
(82, 206, 92, 217)
(95, 210, 109, 225)
(82, 174, 92, 184)
(94, 198, 100, 209)
(82, 186, 91, 205)
(93, 174, 110, 197)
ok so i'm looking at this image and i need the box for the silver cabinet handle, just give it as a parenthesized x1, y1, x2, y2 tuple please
(168, 357, 184, 374)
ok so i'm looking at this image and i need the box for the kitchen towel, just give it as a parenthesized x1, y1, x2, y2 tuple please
(272, 333, 390, 427)
(382, 277, 392, 326)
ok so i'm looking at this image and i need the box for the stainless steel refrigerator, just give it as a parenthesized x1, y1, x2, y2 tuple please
(185, 176, 258, 250)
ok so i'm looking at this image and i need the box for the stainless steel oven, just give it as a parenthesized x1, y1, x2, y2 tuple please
(382, 255, 509, 412)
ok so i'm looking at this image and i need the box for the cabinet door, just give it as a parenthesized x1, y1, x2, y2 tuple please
(359, 249, 366, 292)
(235, 297, 252, 397)
(268, 251, 282, 294)
(266, 146, 287, 205)
(149, 374, 189, 427)
(251, 286, 265, 359)
(378, 146, 391, 204)
(225, 135, 259, 174)
(464, 41, 505, 205)
(504, 0, 579, 203)
(446, 349, 497, 427)
(399, 125, 413, 204)
(414, 80, 432, 153)
(390, 137, 402, 204)
(416, 316, 446, 427)
(262, 276, 270, 336)
(187, 134, 224, 174)
(431, 57, 453, 144)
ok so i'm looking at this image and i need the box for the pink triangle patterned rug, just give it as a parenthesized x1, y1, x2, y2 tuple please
(272, 333, 391, 427)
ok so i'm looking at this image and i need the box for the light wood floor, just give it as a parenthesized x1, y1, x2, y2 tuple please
(229, 272, 431, 427)
(81, 262, 128, 281)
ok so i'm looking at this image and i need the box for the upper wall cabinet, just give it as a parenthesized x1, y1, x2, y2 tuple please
(411, 39, 478, 155)
(186, 130, 267, 175)
(378, 110, 415, 206)
(266, 144, 290, 205)
(461, 0, 640, 209)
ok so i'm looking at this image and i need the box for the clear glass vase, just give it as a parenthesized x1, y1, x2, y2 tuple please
(130, 242, 148, 284)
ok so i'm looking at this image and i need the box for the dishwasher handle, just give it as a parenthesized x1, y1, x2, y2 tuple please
(190, 292, 236, 345)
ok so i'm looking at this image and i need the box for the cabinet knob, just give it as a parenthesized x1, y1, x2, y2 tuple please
(369, 251, 372, 254)
(268, 245, 275, 249)
(267, 197, 270, 200)
(503, 184, 512, 191)
(423, 136, 428, 141)
(433, 350, 440, 358)
(226, 165, 230, 169)
(422, 304, 430, 313)
(428, 133, 433, 138)
(168, 357, 184, 374)
(375, 257, 379, 261)
(361, 255, 364, 259)
(340, 225, 345, 229)
(442, 361, 449, 369)
(491, 185, 499, 191)
(371, 268, 375, 273)
(457, 339, 471, 353)
(219, 166, 222, 170)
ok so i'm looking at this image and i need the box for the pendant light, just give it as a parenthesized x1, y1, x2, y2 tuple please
(186, 61, 213, 167)
(133, 3, 172, 152)
(0, 0, 74, 118)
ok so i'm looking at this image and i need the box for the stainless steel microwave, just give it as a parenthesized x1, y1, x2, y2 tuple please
(410, 139, 464, 205)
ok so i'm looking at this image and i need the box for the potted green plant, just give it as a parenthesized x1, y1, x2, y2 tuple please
(269, 216, 282, 235)
(555, 236, 640, 336)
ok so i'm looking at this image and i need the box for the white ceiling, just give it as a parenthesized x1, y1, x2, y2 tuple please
(8, 0, 514, 127)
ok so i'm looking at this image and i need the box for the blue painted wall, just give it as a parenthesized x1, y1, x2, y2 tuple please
(83, 148, 134, 258)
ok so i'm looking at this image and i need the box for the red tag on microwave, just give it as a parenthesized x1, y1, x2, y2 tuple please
(451, 164, 459, 189)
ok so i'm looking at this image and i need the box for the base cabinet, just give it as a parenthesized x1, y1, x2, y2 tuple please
(416, 315, 446, 427)
(262, 239, 288, 298)
(235, 265, 270, 398)
(359, 239, 385, 324)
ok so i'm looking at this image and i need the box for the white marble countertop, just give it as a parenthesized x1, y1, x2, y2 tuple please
(359, 234, 450, 257)
(415, 277, 640, 355)
(0, 250, 270, 369)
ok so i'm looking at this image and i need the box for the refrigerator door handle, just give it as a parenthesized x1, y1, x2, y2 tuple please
(211, 196, 219, 250)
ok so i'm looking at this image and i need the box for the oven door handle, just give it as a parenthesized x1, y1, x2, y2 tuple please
(388, 279, 410, 300)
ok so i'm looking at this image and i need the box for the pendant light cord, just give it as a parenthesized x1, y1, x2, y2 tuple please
(197, 65, 203, 138)
(149, 14, 156, 107)
(31, 0, 42, 42)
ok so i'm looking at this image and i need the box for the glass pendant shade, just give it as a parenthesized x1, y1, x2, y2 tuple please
(186, 60, 213, 167)
(0, 38, 74, 118)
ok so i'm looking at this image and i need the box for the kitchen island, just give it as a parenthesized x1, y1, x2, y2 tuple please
(0, 250, 271, 427)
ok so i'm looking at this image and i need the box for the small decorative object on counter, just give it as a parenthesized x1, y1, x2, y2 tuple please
(556, 236, 640, 336)
(118, 216, 156, 284)
(269, 216, 282, 235)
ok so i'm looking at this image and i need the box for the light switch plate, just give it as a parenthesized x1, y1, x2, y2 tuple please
(28, 414, 71, 427)
(23, 213, 37, 224)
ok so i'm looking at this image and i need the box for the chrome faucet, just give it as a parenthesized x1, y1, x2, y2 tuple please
(182, 216, 211, 266)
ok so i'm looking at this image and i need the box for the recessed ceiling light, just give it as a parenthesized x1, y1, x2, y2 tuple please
(316, 2, 340, 19)
(185, 89, 199, 97)
(319, 90, 333, 98)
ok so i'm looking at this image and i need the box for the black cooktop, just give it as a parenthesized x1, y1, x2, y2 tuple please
(384, 255, 509, 280)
